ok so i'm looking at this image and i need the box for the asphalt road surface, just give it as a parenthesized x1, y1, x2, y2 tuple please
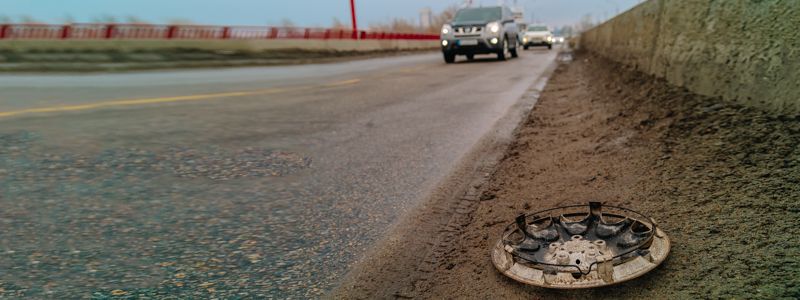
(0, 49, 557, 298)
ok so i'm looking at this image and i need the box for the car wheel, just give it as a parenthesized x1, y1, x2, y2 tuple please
(444, 52, 456, 63)
(510, 45, 518, 58)
(548, 44, 552, 50)
(466, 54, 475, 61)
(498, 39, 509, 61)
(523, 45, 529, 50)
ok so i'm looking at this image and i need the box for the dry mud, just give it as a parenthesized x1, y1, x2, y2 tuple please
(338, 52, 800, 299)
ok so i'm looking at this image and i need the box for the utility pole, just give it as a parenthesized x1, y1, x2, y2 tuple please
(350, 0, 358, 39)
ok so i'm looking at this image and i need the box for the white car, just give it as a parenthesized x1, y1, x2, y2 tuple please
(521, 25, 553, 50)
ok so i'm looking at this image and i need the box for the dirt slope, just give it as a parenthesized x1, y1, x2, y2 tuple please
(411, 53, 800, 299)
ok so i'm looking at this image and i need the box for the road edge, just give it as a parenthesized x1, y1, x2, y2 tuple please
(328, 56, 559, 299)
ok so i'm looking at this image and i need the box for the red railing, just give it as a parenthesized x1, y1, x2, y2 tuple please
(0, 23, 439, 41)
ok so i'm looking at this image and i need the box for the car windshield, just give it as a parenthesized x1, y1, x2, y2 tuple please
(453, 7, 502, 23)
(528, 26, 548, 32)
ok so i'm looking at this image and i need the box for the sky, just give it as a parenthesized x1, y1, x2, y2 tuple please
(2, 0, 643, 29)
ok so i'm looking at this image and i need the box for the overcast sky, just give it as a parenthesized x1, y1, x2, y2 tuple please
(3, 0, 643, 28)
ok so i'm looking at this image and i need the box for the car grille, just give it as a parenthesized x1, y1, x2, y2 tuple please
(454, 26, 483, 36)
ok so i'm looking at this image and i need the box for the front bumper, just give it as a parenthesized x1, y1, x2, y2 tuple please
(522, 37, 552, 46)
(523, 41, 552, 47)
(441, 38, 504, 55)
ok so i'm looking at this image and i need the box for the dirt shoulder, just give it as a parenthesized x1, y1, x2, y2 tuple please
(0, 48, 435, 72)
(330, 58, 557, 300)
(335, 53, 800, 299)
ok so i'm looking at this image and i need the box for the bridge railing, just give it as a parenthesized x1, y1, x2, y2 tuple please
(0, 23, 440, 40)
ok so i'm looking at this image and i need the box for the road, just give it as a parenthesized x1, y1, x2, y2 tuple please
(0, 50, 557, 298)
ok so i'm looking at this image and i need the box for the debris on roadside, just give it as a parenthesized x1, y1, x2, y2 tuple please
(556, 51, 574, 63)
(492, 202, 669, 288)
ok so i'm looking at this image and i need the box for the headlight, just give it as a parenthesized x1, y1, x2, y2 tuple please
(441, 24, 452, 35)
(488, 22, 500, 33)
(523, 37, 528, 43)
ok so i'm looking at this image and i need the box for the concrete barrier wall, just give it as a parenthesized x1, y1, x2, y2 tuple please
(582, 0, 800, 112)
(0, 39, 438, 52)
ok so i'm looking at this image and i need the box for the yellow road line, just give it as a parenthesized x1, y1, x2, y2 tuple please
(0, 78, 361, 118)
(323, 79, 361, 87)
(0, 89, 281, 118)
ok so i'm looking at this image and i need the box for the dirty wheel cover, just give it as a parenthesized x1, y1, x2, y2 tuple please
(491, 202, 670, 289)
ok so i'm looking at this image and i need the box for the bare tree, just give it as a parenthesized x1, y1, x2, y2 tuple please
(368, 5, 458, 33)
(61, 14, 75, 24)
(331, 17, 348, 29)
(392, 18, 418, 32)
(125, 15, 149, 24)
(369, 18, 417, 33)
(91, 14, 118, 23)
(575, 14, 595, 33)
(18, 15, 39, 23)
(428, 5, 459, 33)
(559, 25, 574, 38)
(280, 18, 295, 28)
(166, 18, 194, 25)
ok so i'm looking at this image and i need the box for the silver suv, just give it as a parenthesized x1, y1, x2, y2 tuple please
(440, 6, 520, 63)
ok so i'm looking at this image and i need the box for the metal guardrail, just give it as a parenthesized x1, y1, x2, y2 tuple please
(0, 23, 440, 41)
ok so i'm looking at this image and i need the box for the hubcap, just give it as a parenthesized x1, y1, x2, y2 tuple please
(492, 202, 671, 289)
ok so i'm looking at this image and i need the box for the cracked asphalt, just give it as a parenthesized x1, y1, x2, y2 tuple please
(0, 50, 557, 298)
